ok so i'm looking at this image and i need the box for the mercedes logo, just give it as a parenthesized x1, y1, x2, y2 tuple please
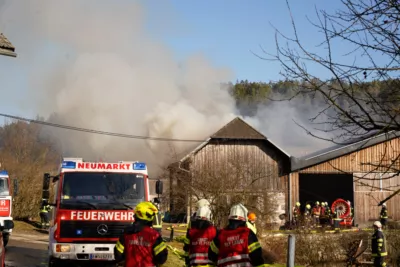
(97, 224, 108, 235)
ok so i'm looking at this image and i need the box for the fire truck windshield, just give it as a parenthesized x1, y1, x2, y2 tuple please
(0, 178, 10, 196)
(60, 172, 145, 209)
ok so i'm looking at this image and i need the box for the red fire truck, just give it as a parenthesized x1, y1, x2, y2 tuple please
(0, 170, 18, 247)
(42, 158, 163, 267)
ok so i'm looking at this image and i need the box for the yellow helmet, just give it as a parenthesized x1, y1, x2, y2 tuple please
(134, 201, 158, 221)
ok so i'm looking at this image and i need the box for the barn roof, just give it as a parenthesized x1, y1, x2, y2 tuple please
(179, 117, 290, 163)
(291, 131, 400, 171)
(0, 33, 17, 57)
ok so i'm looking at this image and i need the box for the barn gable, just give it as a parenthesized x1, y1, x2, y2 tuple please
(179, 117, 290, 163)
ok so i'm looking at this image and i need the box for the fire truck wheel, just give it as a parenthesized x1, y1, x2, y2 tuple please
(2, 234, 9, 247)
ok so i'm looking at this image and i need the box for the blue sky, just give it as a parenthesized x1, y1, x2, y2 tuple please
(143, 0, 345, 82)
(0, 0, 351, 121)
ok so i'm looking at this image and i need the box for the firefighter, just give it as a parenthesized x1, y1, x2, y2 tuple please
(189, 199, 211, 229)
(333, 205, 342, 231)
(347, 200, 355, 227)
(246, 212, 257, 235)
(114, 201, 168, 266)
(325, 202, 331, 217)
(380, 203, 388, 229)
(152, 202, 163, 235)
(183, 205, 217, 267)
(312, 201, 321, 226)
(293, 202, 301, 226)
(324, 202, 332, 225)
(208, 203, 265, 266)
(304, 203, 312, 228)
(39, 200, 52, 229)
(371, 221, 387, 267)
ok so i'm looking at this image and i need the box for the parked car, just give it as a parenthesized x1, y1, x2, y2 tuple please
(0, 220, 14, 267)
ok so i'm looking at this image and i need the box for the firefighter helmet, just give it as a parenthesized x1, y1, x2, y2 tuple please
(321, 202, 325, 206)
(296, 202, 300, 207)
(306, 204, 311, 209)
(134, 201, 158, 221)
(248, 212, 257, 221)
(382, 202, 387, 207)
(229, 203, 248, 221)
(315, 201, 320, 205)
(373, 221, 382, 228)
(196, 199, 210, 209)
(196, 205, 212, 221)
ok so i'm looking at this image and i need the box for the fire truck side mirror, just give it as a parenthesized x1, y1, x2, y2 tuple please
(43, 173, 51, 191)
(156, 180, 163, 195)
(12, 179, 18, 197)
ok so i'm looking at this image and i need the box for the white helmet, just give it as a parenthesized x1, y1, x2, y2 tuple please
(196, 199, 210, 209)
(382, 203, 387, 207)
(229, 203, 248, 221)
(196, 206, 212, 221)
(373, 221, 382, 228)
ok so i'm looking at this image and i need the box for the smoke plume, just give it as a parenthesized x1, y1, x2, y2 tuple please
(0, 1, 331, 176)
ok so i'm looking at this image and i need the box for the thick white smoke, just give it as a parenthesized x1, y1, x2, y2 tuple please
(0, 0, 238, 175)
(0, 0, 332, 176)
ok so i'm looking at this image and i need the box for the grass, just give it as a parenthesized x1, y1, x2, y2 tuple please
(14, 220, 41, 232)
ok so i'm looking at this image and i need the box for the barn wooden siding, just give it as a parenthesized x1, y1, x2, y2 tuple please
(190, 139, 287, 192)
(290, 138, 400, 225)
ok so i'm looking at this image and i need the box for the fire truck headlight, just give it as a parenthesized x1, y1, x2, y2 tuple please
(56, 244, 71, 253)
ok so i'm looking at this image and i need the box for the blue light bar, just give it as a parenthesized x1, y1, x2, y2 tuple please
(0, 170, 8, 175)
(76, 229, 82, 235)
(62, 161, 76, 169)
(133, 162, 146, 170)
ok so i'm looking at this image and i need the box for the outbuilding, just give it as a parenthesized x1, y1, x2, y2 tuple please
(289, 131, 400, 226)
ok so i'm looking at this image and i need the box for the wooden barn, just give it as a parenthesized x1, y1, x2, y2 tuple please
(168, 117, 291, 226)
(289, 131, 400, 226)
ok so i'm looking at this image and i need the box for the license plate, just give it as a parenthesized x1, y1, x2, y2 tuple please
(89, 253, 113, 260)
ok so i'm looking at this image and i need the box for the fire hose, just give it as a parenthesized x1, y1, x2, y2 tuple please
(166, 244, 186, 260)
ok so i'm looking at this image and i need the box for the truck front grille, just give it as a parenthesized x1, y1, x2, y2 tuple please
(59, 221, 129, 239)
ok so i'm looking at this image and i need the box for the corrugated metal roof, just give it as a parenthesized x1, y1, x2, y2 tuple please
(291, 131, 400, 171)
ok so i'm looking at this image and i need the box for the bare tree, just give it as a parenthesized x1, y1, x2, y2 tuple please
(259, 0, 400, 191)
(0, 121, 60, 219)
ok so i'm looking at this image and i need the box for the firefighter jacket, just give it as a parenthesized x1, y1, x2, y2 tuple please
(312, 206, 321, 216)
(208, 222, 265, 267)
(293, 207, 301, 218)
(183, 222, 217, 267)
(371, 229, 387, 258)
(152, 213, 163, 233)
(325, 207, 331, 217)
(320, 207, 326, 216)
(246, 221, 257, 235)
(380, 207, 388, 219)
(40, 205, 51, 213)
(114, 220, 168, 267)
